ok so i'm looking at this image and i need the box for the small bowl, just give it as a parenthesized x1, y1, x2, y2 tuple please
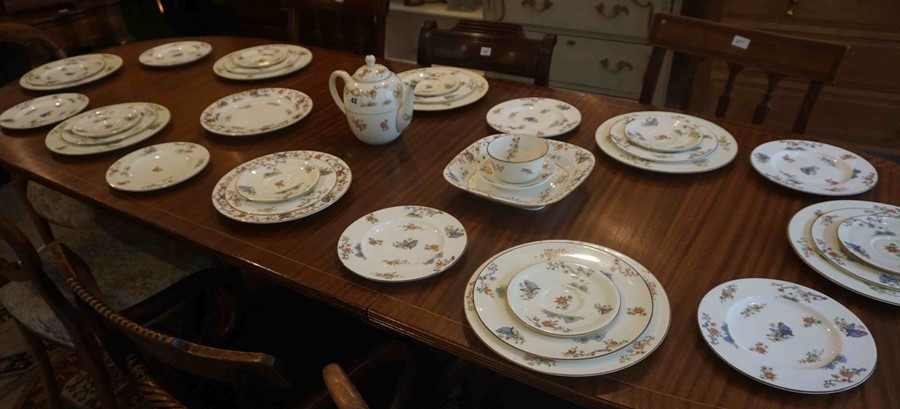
(486, 134, 549, 184)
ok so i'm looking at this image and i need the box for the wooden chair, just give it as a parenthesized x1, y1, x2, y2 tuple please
(0, 22, 66, 62)
(639, 12, 849, 134)
(57, 242, 417, 409)
(417, 19, 557, 86)
(281, 0, 389, 57)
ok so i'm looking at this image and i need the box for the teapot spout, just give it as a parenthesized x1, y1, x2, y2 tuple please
(396, 79, 419, 133)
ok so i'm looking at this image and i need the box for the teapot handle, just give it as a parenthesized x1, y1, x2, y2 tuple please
(328, 71, 351, 115)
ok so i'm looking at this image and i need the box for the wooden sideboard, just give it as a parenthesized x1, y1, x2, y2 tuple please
(0, 0, 132, 54)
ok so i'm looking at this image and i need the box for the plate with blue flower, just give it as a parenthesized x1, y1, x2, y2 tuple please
(750, 140, 877, 196)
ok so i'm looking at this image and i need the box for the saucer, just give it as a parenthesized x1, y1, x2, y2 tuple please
(59, 104, 157, 146)
(70, 106, 142, 138)
(609, 118, 718, 163)
(230, 45, 288, 68)
(837, 215, 900, 275)
(47, 103, 169, 155)
(413, 70, 461, 97)
(213, 45, 312, 80)
(624, 113, 704, 153)
(235, 159, 320, 203)
(477, 159, 556, 191)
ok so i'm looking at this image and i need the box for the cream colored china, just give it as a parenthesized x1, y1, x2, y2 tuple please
(236, 159, 320, 203)
(787, 200, 900, 306)
(45, 103, 169, 155)
(213, 45, 312, 80)
(24, 57, 103, 86)
(329, 55, 417, 145)
(59, 104, 157, 146)
(412, 70, 461, 97)
(464, 240, 671, 376)
(337, 205, 467, 283)
(200, 88, 312, 136)
(70, 106, 141, 138)
(106, 142, 209, 192)
(397, 67, 489, 112)
(0, 93, 88, 130)
(20, 54, 122, 91)
(220, 49, 301, 75)
(750, 140, 877, 196)
(211, 151, 351, 224)
(486, 97, 581, 138)
(810, 208, 900, 289)
(838, 215, 900, 275)
(139, 41, 212, 67)
(478, 159, 555, 191)
(486, 134, 548, 184)
(624, 114, 704, 153)
(699, 278, 877, 394)
(609, 117, 718, 163)
(230, 45, 287, 68)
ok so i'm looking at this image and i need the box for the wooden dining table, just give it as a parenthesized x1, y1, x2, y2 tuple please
(0, 36, 897, 409)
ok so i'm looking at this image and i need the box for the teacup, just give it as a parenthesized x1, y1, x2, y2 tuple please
(486, 134, 549, 184)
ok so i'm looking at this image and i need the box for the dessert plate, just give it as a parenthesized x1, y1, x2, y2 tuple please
(477, 159, 555, 191)
(139, 41, 212, 67)
(838, 215, 900, 275)
(787, 200, 900, 306)
(486, 97, 581, 138)
(212, 151, 350, 224)
(236, 159, 320, 203)
(609, 118, 718, 163)
(809, 208, 900, 289)
(595, 112, 738, 174)
(472, 240, 653, 360)
(337, 205, 467, 283)
(464, 240, 670, 376)
(59, 104, 157, 146)
(624, 113, 704, 152)
(412, 70, 461, 97)
(506, 261, 621, 337)
(21, 54, 122, 91)
(698, 278, 876, 394)
(213, 45, 312, 80)
(46, 103, 169, 156)
(444, 135, 595, 210)
(398, 67, 489, 112)
(200, 88, 312, 136)
(0, 93, 89, 130)
(106, 142, 209, 192)
(70, 106, 141, 138)
(230, 45, 287, 68)
(23, 57, 104, 86)
(750, 140, 877, 196)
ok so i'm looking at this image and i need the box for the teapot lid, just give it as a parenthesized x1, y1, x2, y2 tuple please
(352, 55, 393, 82)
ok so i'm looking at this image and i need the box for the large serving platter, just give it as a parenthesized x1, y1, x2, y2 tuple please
(0, 93, 89, 130)
(486, 97, 581, 138)
(810, 208, 900, 289)
(787, 200, 900, 306)
(397, 67, 489, 112)
(698, 278, 877, 394)
(139, 41, 212, 67)
(444, 135, 595, 210)
(45, 103, 170, 156)
(750, 140, 877, 196)
(211, 151, 350, 224)
(212, 44, 312, 80)
(200, 88, 312, 136)
(106, 142, 209, 192)
(464, 240, 670, 376)
(337, 205, 467, 283)
(595, 112, 738, 174)
(20, 54, 122, 91)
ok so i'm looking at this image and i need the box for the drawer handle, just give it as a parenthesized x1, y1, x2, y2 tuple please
(786, 0, 801, 16)
(600, 58, 634, 73)
(521, 0, 553, 12)
(595, 3, 629, 19)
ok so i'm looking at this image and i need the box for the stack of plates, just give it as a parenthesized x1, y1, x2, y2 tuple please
(337, 205, 467, 282)
(106, 142, 209, 192)
(213, 44, 312, 80)
(698, 278, 876, 393)
(751, 140, 878, 195)
(211, 151, 350, 224)
(788, 200, 900, 306)
(45, 102, 170, 156)
(20, 54, 122, 91)
(397, 67, 489, 111)
(464, 240, 670, 376)
(200, 88, 312, 136)
(486, 97, 582, 138)
(0, 93, 89, 130)
(595, 111, 738, 173)
(139, 41, 212, 67)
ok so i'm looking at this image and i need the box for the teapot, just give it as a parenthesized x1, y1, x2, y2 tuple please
(329, 55, 418, 145)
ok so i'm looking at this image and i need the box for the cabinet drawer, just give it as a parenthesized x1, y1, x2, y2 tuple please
(549, 35, 651, 96)
(499, 0, 666, 39)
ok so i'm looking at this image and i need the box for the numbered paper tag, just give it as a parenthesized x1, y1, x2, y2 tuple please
(480, 47, 492, 57)
(731, 35, 751, 50)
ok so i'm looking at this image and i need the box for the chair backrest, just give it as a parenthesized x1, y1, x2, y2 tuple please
(639, 13, 848, 134)
(417, 19, 557, 86)
(281, 0, 389, 57)
(0, 22, 67, 67)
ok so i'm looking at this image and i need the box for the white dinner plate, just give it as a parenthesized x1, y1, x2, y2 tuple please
(106, 142, 209, 192)
(750, 140, 877, 196)
(398, 67, 489, 112)
(45, 103, 169, 156)
(20, 54, 122, 91)
(213, 44, 312, 80)
(698, 278, 877, 394)
(486, 97, 581, 138)
(139, 41, 212, 67)
(609, 117, 718, 163)
(200, 88, 312, 136)
(837, 215, 900, 275)
(0, 93, 88, 130)
(337, 205, 467, 283)
(235, 159, 320, 203)
(809, 208, 900, 289)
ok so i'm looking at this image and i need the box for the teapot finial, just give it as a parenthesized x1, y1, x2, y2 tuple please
(365, 55, 375, 67)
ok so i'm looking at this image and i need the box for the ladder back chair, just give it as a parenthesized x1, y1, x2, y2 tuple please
(639, 13, 849, 134)
(417, 19, 557, 86)
(281, 0, 390, 57)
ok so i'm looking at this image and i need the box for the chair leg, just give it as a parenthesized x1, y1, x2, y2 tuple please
(67, 325, 119, 409)
(14, 320, 64, 409)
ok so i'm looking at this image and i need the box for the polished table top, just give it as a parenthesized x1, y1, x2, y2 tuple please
(0, 36, 897, 409)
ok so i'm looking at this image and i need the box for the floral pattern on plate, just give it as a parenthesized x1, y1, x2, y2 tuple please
(20, 54, 122, 91)
(750, 140, 877, 196)
(595, 111, 738, 174)
(200, 88, 312, 136)
(464, 240, 670, 376)
(58, 103, 157, 146)
(472, 241, 653, 360)
(45, 103, 170, 156)
(0, 93, 88, 130)
(236, 159, 320, 203)
(229, 45, 287, 68)
(838, 215, 900, 275)
(23, 57, 104, 86)
(139, 41, 212, 67)
(212, 44, 312, 80)
(398, 67, 489, 112)
(624, 114, 704, 152)
(788, 200, 900, 306)
(478, 159, 555, 191)
(211, 151, 350, 224)
(106, 142, 209, 192)
(70, 106, 141, 138)
(486, 97, 581, 138)
(337, 205, 466, 282)
(810, 208, 900, 288)
(609, 116, 718, 163)
(698, 278, 877, 393)
(444, 135, 595, 210)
